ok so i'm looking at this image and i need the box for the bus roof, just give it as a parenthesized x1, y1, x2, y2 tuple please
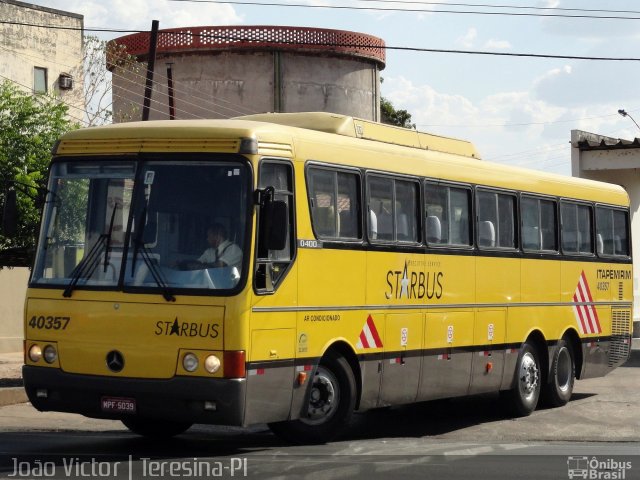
(236, 112, 480, 159)
(54, 114, 629, 206)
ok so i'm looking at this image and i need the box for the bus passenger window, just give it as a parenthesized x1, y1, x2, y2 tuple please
(308, 167, 361, 240)
(368, 176, 394, 241)
(561, 202, 593, 255)
(395, 180, 419, 243)
(367, 175, 419, 244)
(596, 206, 629, 257)
(521, 196, 557, 252)
(540, 200, 557, 250)
(425, 183, 471, 246)
(337, 173, 360, 239)
(477, 190, 516, 249)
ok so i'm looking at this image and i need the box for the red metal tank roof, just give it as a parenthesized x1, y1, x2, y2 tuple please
(108, 25, 386, 68)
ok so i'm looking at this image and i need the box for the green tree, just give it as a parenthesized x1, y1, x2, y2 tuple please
(380, 97, 416, 129)
(0, 80, 77, 265)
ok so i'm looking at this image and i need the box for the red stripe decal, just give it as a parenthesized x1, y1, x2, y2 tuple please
(366, 315, 383, 348)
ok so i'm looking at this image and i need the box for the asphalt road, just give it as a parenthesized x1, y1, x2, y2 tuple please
(0, 355, 638, 479)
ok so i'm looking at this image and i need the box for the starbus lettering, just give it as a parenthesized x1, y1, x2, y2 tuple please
(385, 261, 444, 300)
(154, 318, 219, 338)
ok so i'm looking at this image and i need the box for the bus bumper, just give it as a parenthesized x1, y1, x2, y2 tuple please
(22, 365, 246, 426)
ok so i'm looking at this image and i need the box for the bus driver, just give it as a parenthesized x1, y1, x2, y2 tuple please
(198, 223, 242, 269)
(180, 223, 242, 270)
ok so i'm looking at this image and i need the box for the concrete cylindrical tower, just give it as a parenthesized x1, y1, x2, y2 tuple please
(108, 25, 386, 122)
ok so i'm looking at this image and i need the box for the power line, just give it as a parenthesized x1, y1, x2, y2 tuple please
(0, 74, 89, 126)
(351, 0, 640, 16)
(110, 54, 258, 116)
(0, 19, 139, 34)
(0, 41, 259, 120)
(166, 0, 640, 20)
(3, 19, 640, 62)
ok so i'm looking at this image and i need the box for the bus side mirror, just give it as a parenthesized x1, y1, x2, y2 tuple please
(2, 189, 18, 237)
(261, 199, 288, 251)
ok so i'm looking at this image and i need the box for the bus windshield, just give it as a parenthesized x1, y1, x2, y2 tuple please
(31, 158, 251, 294)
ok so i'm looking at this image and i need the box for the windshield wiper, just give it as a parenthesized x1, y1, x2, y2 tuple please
(131, 239, 176, 302)
(62, 205, 118, 298)
(130, 206, 175, 302)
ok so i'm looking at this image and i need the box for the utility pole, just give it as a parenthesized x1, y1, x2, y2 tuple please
(142, 20, 160, 121)
(167, 63, 175, 120)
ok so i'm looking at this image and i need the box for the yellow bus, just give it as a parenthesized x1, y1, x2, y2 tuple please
(21, 112, 633, 443)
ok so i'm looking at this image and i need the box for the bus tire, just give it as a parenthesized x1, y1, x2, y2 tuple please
(121, 417, 192, 438)
(503, 342, 541, 417)
(542, 338, 575, 407)
(268, 351, 356, 444)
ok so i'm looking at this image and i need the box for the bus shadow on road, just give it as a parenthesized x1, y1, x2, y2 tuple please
(342, 392, 597, 440)
(345, 395, 513, 439)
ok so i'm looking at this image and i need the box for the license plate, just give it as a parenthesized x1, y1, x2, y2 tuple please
(101, 396, 136, 414)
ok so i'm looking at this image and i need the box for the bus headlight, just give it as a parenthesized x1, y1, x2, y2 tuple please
(204, 355, 221, 374)
(183, 353, 199, 372)
(28, 344, 42, 362)
(43, 345, 58, 364)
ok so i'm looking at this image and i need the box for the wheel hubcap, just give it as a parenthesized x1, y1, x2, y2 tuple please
(519, 352, 539, 401)
(302, 366, 340, 425)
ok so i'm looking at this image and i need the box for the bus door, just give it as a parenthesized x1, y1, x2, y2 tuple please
(468, 309, 506, 394)
(379, 312, 423, 406)
(418, 310, 474, 401)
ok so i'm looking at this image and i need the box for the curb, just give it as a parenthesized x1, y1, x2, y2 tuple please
(0, 387, 27, 407)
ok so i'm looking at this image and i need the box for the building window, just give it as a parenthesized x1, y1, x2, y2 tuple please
(34, 67, 47, 93)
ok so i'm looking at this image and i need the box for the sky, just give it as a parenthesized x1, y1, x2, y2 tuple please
(22, 0, 640, 175)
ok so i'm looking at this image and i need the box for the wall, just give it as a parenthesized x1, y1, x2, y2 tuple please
(0, 268, 29, 353)
(111, 50, 380, 122)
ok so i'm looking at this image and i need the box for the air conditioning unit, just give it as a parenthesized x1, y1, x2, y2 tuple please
(58, 74, 73, 90)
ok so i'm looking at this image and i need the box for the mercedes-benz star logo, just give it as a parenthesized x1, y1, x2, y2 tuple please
(106, 350, 124, 372)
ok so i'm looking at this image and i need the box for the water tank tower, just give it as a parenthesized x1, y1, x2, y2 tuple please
(108, 25, 386, 122)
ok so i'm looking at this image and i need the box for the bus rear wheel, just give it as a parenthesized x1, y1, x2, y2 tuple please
(542, 338, 575, 407)
(121, 417, 192, 438)
(502, 342, 541, 417)
(269, 351, 356, 444)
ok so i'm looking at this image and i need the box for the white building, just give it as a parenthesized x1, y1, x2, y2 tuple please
(0, 0, 84, 120)
(0, 0, 83, 353)
(571, 129, 640, 338)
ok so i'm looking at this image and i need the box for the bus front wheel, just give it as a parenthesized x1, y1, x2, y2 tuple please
(542, 338, 575, 407)
(121, 417, 192, 438)
(269, 351, 356, 444)
(502, 342, 541, 417)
